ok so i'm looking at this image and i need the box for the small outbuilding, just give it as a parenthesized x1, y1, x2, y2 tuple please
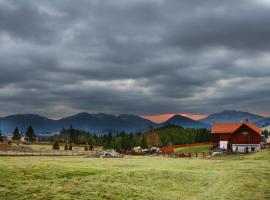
(211, 121, 262, 153)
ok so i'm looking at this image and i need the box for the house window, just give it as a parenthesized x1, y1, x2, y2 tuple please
(242, 131, 249, 135)
(235, 147, 238, 152)
(251, 147, 255, 151)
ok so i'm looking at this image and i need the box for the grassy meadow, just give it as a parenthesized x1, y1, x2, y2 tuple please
(0, 149, 269, 200)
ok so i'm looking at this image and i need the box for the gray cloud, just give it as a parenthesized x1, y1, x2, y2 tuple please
(0, 0, 270, 118)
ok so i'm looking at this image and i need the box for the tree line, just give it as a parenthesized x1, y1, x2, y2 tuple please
(0, 125, 37, 142)
(54, 125, 213, 151)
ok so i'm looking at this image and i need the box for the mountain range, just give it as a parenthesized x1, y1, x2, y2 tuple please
(0, 113, 155, 135)
(0, 110, 269, 135)
(200, 110, 265, 125)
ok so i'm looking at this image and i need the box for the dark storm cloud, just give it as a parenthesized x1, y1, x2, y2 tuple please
(0, 0, 270, 117)
(0, 1, 56, 43)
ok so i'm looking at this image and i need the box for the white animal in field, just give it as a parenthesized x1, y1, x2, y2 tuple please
(133, 146, 142, 153)
(150, 147, 160, 153)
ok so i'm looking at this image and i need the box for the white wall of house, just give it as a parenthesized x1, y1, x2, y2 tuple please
(232, 144, 260, 153)
(220, 141, 228, 149)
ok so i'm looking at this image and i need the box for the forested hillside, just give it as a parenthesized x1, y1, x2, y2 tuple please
(54, 125, 212, 151)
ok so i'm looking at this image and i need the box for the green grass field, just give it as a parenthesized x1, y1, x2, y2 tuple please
(0, 149, 269, 200)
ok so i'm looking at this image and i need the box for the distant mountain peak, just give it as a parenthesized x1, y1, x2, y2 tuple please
(167, 115, 194, 122)
(172, 114, 191, 119)
(160, 114, 209, 129)
(76, 112, 90, 115)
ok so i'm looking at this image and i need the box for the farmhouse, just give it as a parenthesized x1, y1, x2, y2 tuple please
(211, 121, 262, 153)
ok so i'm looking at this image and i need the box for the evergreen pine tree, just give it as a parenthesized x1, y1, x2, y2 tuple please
(128, 134, 135, 150)
(141, 134, 147, 149)
(12, 127, 21, 141)
(25, 125, 36, 142)
(88, 137, 95, 147)
(120, 132, 130, 150)
(107, 132, 112, 149)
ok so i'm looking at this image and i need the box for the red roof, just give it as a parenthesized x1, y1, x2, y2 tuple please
(211, 122, 261, 135)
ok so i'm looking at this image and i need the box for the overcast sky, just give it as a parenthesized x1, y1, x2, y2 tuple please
(0, 0, 270, 118)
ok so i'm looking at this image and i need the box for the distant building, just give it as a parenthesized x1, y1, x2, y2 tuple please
(211, 121, 262, 153)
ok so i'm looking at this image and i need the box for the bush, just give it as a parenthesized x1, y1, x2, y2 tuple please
(89, 144, 94, 151)
(64, 144, 68, 151)
(52, 140, 60, 150)
(69, 143, 73, 150)
(84, 146, 88, 151)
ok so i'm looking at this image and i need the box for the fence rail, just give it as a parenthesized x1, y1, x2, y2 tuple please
(0, 149, 214, 158)
(0, 150, 96, 156)
(166, 151, 212, 158)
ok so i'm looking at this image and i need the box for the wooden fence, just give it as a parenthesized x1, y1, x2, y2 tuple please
(0, 149, 212, 158)
(169, 151, 212, 158)
(160, 142, 213, 154)
(0, 150, 96, 157)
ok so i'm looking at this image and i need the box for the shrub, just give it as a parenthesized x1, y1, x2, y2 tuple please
(69, 143, 73, 150)
(89, 144, 94, 151)
(52, 140, 60, 150)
